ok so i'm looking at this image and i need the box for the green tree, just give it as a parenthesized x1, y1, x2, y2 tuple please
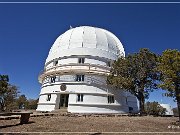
(108, 48, 158, 115)
(16, 94, 28, 109)
(157, 49, 180, 122)
(27, 98, 38, 109)
(0, 74, 19, 111)
(0, 75, 9, 111)
(173, 107, 179, 117)
(4, 85, 19, 111)
(145, 101, 166, 116)
(0, 75, 9, 94)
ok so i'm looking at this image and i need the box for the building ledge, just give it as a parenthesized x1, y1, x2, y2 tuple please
(38, 63, 111, 83)
(39, 91, 114, 96)
(68, 103, 125, 107)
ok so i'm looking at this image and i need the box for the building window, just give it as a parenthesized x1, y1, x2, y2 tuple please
(129, 107, 133, 113)
(47, 94, 51, 101)
(108, 95, 115, 103)
(126, 97, 128, 105)
(76, 75, 84, 82)
(77, 94, 83, 102)
(54, 60, 58, 66)
(78, 58, 85, 64)
(50, 76, 56, 83)
(107, 61, 111, 67)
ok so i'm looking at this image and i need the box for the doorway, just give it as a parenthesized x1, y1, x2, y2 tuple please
(59, 94, 69, 109)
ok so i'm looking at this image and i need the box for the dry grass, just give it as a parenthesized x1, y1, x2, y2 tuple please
(0, 115, 180, 134)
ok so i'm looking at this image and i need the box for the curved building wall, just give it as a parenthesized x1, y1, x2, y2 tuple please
(37, 83, 133, 113)
(37, 26, 138, 114)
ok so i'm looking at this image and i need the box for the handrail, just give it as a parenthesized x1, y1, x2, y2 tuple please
(38, 63, 111, 83)
(45, 63, 111, 72)
(42, 75, 106, 86)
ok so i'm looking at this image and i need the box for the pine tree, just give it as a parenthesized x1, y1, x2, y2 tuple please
(108, 48, 158, 115)
(157, 49, 180, 122)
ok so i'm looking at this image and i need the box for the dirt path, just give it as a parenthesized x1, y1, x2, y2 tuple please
(0, 115, 180, 134)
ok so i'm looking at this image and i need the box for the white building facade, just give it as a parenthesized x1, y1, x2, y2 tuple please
(160, 104, 174, 116)
(36, 26, 138, 113)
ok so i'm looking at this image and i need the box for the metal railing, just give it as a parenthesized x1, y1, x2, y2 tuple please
(42, 75, 106, 86)
(38, 63, 111, 82)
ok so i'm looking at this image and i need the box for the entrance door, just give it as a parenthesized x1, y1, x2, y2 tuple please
(59, 94, 69, 109)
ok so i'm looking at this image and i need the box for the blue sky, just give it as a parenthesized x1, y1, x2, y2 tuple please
(0, 1, 179, 108)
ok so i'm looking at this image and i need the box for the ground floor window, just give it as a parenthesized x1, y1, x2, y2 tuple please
(78, 57, 85, 64)
(77, 94, 84, 102)
(129, 107, 133, 113)
(46, 94, 51, 101)
(125, 97, 128, 105)
(108, 95, 114, 103)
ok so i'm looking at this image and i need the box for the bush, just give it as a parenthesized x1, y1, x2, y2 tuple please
(145, 101, 166, 116)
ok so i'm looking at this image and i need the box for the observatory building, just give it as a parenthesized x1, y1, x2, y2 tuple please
(36, 26, 138, 113)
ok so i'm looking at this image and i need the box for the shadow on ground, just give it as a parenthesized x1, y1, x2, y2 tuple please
(0, 121, 35, 129)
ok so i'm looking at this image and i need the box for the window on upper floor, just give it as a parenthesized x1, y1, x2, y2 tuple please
(77, 94, 84, 102)
(54, 60, 58, 66)
(78, 58, 85, 64)
(76, 75, 84, 82)
(108, 95, 115, 104)
(107, 61, 111, 67)
(50, 76, 56, 83)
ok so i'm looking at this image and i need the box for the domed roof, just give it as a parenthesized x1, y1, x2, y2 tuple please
(46, 26, 125, 64)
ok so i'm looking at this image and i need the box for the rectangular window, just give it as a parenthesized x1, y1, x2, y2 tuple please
(107, 61, 111, 67)
(54, 60, 58, 66)
(78, 58, 85, 64)
(76, 75, 84, 82)
(129, 107, 133, 113)
(126, 97, 128, 105)
(108, 95, 115, 103)
(46, 94, 51, 101)
(77, 94, 83, 102)
(50, 76, 56, 83)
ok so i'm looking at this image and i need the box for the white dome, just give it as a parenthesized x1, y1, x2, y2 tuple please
(46, 26, 125, 64)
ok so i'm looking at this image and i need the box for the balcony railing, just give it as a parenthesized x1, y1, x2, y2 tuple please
(38, 63, 111, 82)
(41, 75, 107, 87)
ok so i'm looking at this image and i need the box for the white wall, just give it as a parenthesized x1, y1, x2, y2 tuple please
(37, 83, 138, 113)
(45, 57, 108, 71)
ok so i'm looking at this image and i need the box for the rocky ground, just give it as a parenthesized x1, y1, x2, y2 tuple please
(0, 115, 180, 135)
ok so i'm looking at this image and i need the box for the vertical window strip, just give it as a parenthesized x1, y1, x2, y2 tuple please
(77, 94, 84, 102)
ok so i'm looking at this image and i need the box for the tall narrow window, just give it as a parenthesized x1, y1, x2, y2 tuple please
(78, 58, 85, 64)
(108, 95, 115, 103)
(77, 94, 83, 102)
(129, 107, 133, 113)
(54, 60, 58, 66)
(47, 94, 51, 101)
(76, 75, 84, 82)
(125, 97, 128, 105)
(50, 76, 56, 83)
(107, 61, 111, 67)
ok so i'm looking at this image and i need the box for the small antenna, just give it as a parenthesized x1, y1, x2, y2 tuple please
(70, 25, 73, 29)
